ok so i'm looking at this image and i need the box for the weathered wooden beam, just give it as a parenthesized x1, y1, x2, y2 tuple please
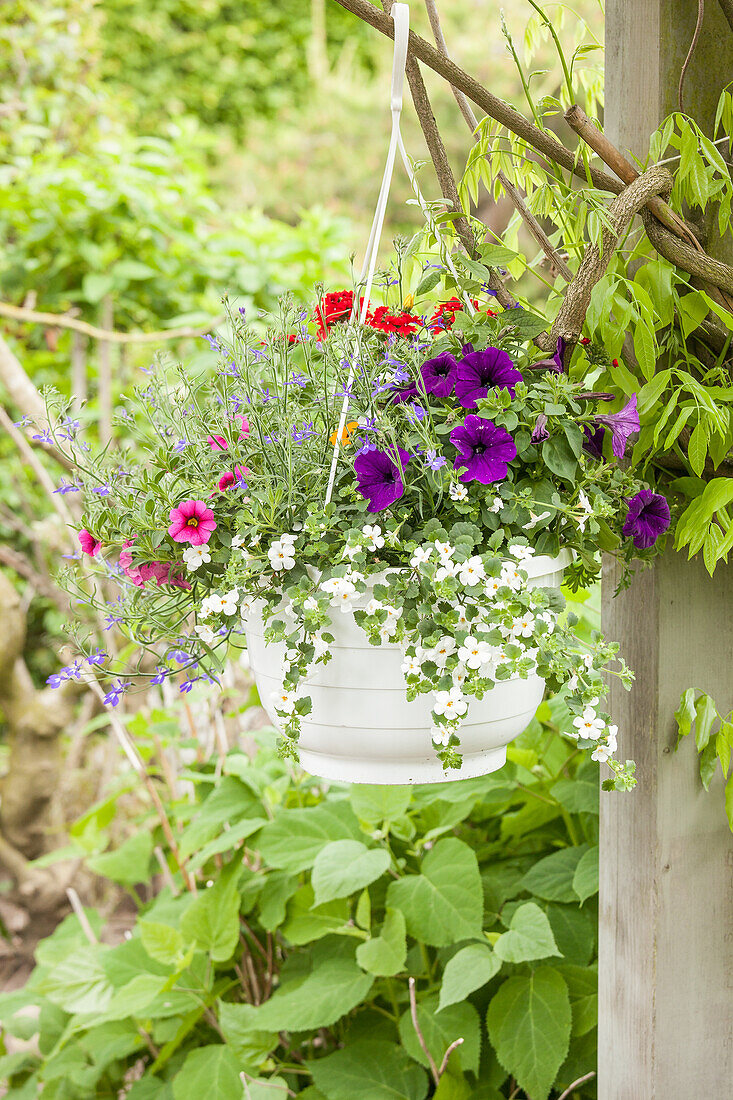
(600, 3, 733, 1096)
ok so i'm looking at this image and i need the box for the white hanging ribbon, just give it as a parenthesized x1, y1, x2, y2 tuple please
(323, 2, 476, 506)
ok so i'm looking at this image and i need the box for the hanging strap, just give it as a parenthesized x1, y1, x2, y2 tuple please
(323, 2, 475, 506)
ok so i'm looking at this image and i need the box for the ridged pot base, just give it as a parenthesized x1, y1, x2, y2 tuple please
(246, 550, 570, 785)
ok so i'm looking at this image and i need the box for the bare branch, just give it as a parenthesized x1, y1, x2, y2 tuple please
(331, 0, 624, 193)
(408, 977, 440, 1085)
(551, 166, 674, 345)
(0, 300, 225, 344)
(556, 1070, 597, 1100)
(438, 1036, 465, 1077)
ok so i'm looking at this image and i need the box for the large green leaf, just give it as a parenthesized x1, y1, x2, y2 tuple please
(179, 777, 263, 859)
(399, 994, 481, 1076)
(438, 943, 501, 1011)
(256, 802, 361, 873)
(486, 968, 571, 1100)
(217, 1002, 278, 1069)
(356, 909, 407, 977)
(258, 871, 299, 931)
(311, 840, 391, 905)
(494, 902, 561, 964)
(172, 1045, 242, 1099)
(181, 869, 240, 961)
(520, 845, 590, 903)
(309, 1040, 428, 1100)
(386, 839, 483, 947)
(545, 905, 595, 966)
(139, 921, 183, 966)
(250, 945, 374, 1031)
(86, 831, 152, 886)
(38, 947, 113, 1015)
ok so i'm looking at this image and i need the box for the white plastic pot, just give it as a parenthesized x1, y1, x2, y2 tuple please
(246, 550, 571, 785)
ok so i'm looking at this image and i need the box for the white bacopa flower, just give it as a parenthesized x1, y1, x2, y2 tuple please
(431, 725, 451, 747)
(566, 673, 579, 692)
(379, 626, 395, 642)
(512, 613, 536, 638)
(454, 603, 470, 628)
(449, 483, 468, 502)
(280, 532, 298, 545)
(572, 706, 605, 740)
(489, 496, 503, 513)
(194, 624, 216, 646)
(342, 542, 361, 560)
(268, 541, 295, 571)
(221, 589, 240, 615)
(410, 545, 432, 567)
(605, 724, 618, 752)
(328, 578, 357, 611)
(271, 688, 297, 715)
(484, 576, 502, 598)
(312, 634, 329, 658)
(524, 509, 552, 530)
(383, 605, 402, 622)
(582, 653, 594, 669)
(591, 742, 613, 762)
(499, 563, 524, 591)
(509, 544, 535, 562)
(231, 533, 246, 548)
(240, 595, 254, 619)
(428, 636, 457, 667)
(304, 596, 319, 611)
(401, 655, 421, 677)
(364, 598, 383, 616)
(458, 555, 486, 587)
(205, 591, 238, 616)
(432, 687, 468, 718)
(452, 661, 468, 687)
(362, 524, 385, 550)
(183, 544, 212, 571)
(434, 540, 454, 561)
(320, 577, 342, 593)
(457, 635, 493, 670)
(435, 560, 460, 582)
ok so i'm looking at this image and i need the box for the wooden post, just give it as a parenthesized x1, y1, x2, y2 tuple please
(600, 4, 733, 1096)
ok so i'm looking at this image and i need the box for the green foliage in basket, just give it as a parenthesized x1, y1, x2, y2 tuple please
(0, 712, 602, 1100)
(43, 287, 668, 785)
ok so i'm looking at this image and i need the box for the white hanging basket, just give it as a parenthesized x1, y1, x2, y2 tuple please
(245, 550, 571, 785)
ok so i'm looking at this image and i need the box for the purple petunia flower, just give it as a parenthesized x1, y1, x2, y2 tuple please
(389, 380, 420, 404)
(354, 447, 410, 513)
(533, 337, 566, 374)
(450, 415, 517, 484)
(582, 423, 606, 460)
(420, 352, 459, 398)
(594, 394, 640, 459)
(622, 490, 670, 549)
(455, 347, 523, 409)
(531, 414, 549, 444)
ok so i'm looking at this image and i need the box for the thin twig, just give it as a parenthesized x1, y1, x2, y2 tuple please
(438, 1036, 464, 1077)
(678, 0, 705, 112)
(556, 1070, 596, 1100)
(66, 887, 98, 943)
(408, 977, 440, 1085)
(0, 300, 225, 344)
(423, 0, 572, 282)
(153, 845, 179, 896)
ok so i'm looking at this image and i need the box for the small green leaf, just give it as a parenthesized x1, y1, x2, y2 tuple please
(438, 943, 501, 1011)
(173, 1046, 243, 1099)
(674, 688, 697, 743)
(311, 840, 391, 905)
(572, 846, 599, 904)
(140, 921, 183, 966)
(356, 908, 406, 977)
(694, 693, 718, 752)
(487, 968, 571, 1100)
(181, 869, 240, 962)
(386, 838, 483, 947)
(494, 902, 561, 963)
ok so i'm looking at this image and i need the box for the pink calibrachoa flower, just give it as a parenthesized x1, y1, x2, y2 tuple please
(119, 538, 190, 589)
(168, 499, 217, 545)
(237, 415, 250, 439)
(207, 434, 228, 451)
(217, 465, 249, 492)
(78, 529, 101, 556)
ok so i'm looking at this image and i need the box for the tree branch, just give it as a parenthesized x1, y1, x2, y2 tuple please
(0, 301, 224, 344)
(408, 977, 440, 1085)
(331, 0, 624, 193)
(556, 1071, 597, 1100)
(551, 166, 674, 345)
